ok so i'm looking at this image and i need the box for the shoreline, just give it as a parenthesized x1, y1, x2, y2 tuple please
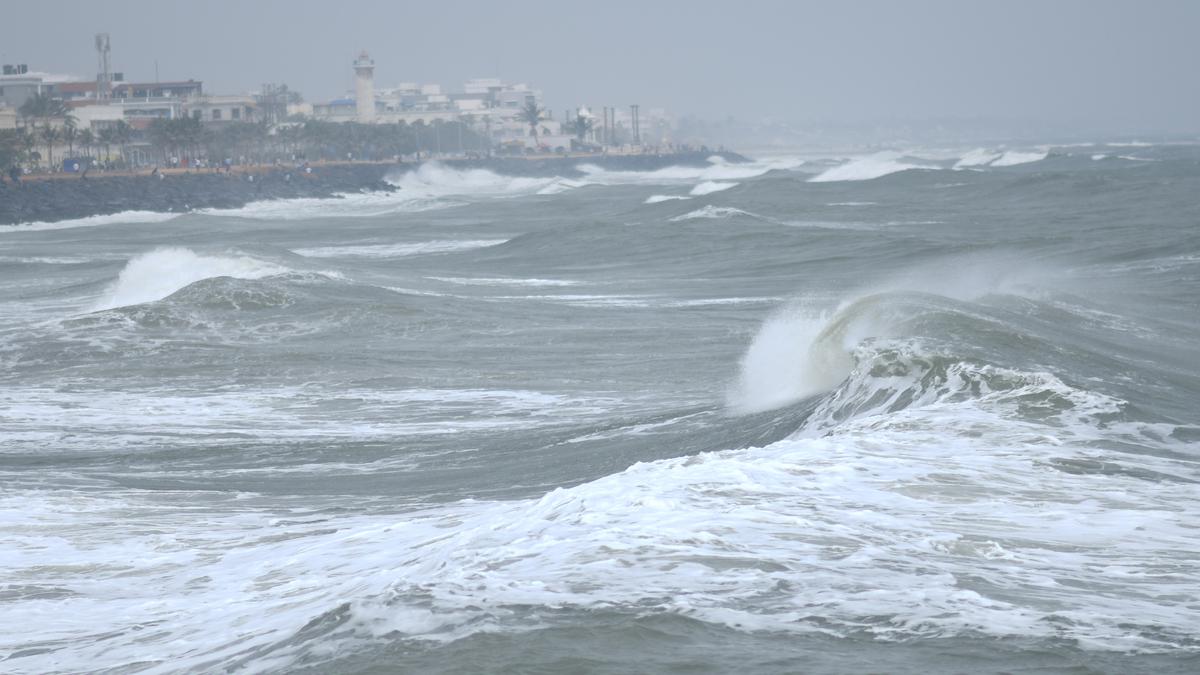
(0, 151, 748, 226)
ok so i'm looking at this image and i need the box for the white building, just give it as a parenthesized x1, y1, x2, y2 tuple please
(184, 95, 260, 123)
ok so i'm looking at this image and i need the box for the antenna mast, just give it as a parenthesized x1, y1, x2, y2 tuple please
(95, 33, 112, 101)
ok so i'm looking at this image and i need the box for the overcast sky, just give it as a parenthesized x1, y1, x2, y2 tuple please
(3, 0, 1197, 133)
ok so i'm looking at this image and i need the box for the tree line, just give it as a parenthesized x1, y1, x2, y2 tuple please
(2, 93, 495, 173)
(145, 117, 492, 166)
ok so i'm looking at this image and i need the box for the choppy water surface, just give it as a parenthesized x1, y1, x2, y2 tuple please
(2, 147, 1199, 674)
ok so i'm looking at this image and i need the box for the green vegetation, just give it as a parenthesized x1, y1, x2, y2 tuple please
(0, 129, 33, 171)
(144, 119, 487, 165)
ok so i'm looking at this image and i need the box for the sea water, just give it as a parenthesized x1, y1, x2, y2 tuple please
(1, 146, 1198, 673)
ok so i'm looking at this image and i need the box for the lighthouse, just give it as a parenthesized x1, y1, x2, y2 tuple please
(354, 50, 376, 123)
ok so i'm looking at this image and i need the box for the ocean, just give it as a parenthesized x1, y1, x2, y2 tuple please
(2, 146, 1198, 674)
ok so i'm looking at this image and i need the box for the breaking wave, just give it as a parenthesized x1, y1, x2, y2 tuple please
(991, 150, 1049, 167)
(388, 162, 562, 197)
(0, 210, 180, 234)
(293, 239, 507, 259)
(953, 149, 1002, 169)
(690, 181, 739, 196)
(669, 206, 762, 222)
(91, 247, 287, 311)
(808, 153, 923, 183)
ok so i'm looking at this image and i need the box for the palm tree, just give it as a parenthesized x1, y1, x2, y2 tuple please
(40, 124, 59, 170)
(98, 127, 116, 164)
(570, 110, 595, 143)
(20, 130, 37, 171)
(63, 122, 78, 159)
(18, 92, 66, 127)
(112, 120, 132, 167)
(518, 100, 545, 148)
(79, 128, 95, 161)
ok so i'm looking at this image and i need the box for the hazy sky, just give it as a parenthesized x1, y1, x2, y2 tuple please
(3, 0, 1198, 133)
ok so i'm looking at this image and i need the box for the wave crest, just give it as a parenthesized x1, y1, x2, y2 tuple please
(91, 247, 287, 311)
(809, 153, 922, 183)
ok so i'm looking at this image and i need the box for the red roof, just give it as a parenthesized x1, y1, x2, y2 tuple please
(58, 81, 99, 94)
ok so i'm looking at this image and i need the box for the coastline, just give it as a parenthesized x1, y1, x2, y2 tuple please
(0, 151, 748, 226)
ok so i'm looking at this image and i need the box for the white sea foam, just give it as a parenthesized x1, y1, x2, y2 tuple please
(669, 206, 760, 222)
(953, 148, 1001, 169)
(0, 210, 179, 234)
(990, 150, 1048, 167)
(0, 386, 618, 453)
(690, 180, 739, 196)
(578, 155, 803, 188)
(645, 194, 692, 204)
(536, 178, 588, 195)
(199, 163, 563, 221)
(0, 255, 94, 264)
(199, 193, 458, 220)
(808, 153, 922, 183)
(429, 276, 579, 287)
(91, 247, 287, 311)
(6, 382, 1196, 671)
(293, 239, 507, 259)
(389, 162, 560, 197)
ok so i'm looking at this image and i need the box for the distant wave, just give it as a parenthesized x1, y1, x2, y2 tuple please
(669, 205, 761, 222)
(990, 150, 1048, 167)
(199, 193, 458, 220)
(578, 155, 803, 187)
(388, 162, 562, 197)
(644, 194, 692, 204)
(293, 239, 507, 259)
(953, 148, 1002, 169)
(690, 181, 739, 196)
(808, 153, 922, 183)
(430, 276, 579, 287)
(0, 210, 179, 234)
(91, 247, 287, 311)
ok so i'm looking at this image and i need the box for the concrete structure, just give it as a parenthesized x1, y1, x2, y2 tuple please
(353, 51, 375, 123)
(0, 107, 17, 130)
(185, 95, 260, 124)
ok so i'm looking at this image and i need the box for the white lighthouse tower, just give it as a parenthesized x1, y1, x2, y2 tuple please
(353, 50, 376, 123)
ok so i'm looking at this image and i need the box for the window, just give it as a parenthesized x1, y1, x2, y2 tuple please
(231, 107, 240, 120)
(192, 110, 201, 120)
(212, 109, 221, 120)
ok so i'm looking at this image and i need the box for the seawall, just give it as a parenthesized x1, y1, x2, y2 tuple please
(0, 151, 747, 226)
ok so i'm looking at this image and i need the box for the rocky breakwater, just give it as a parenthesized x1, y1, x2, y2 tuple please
(0, 163, 398, 226)
(0, 151, 748, 226)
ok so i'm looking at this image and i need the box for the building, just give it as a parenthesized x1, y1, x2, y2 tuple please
(0, 70, 54, 110)
(184, 95, 260, 124)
